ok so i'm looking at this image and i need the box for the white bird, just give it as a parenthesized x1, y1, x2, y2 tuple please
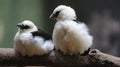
(50, 5, 93, 55)
(14, 20, 54, 56)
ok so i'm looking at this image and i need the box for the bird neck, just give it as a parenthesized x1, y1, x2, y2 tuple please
(57, 19, 76, 23)
(56, 17, 76, 21)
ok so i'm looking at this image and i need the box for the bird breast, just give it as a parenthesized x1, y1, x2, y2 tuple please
(53, 21, 92, 54)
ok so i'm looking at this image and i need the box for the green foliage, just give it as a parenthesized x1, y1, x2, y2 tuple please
(0, 0, 44, 48)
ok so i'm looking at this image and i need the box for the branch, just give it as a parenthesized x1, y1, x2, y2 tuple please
(0, 48, 120, 67)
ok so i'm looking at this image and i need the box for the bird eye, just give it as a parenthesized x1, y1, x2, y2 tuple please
(23, 25, 30, 29)
(19, 24, 30, 29)
(54, 11, 60, 18)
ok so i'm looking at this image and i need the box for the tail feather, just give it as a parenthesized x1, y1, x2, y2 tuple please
(43, 40, 54, 52)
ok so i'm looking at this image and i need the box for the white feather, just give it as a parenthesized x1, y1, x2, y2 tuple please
(43, 40, 54, 52)
(14, 20, 54, 56)
(51, 5, 93, 55)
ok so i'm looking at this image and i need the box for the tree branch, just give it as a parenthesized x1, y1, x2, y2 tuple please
(0, 48, 120, 67)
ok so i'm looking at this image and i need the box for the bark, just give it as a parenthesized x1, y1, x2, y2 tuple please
(0, 48, 120, 67)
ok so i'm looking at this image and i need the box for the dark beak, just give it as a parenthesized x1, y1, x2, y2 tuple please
(17, 23, 30, 29)
(17, 23, 22, 27)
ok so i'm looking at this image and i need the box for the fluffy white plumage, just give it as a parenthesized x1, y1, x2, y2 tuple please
(50, 5, 93, 55)
(14, 20, 54, 56)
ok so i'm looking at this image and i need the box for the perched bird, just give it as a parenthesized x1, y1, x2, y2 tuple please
(50, 5, 93, 55)
(14, 20, 54, 56)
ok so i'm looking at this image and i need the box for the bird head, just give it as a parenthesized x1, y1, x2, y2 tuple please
(49, 5, 77, 21)
(17, 20, 38, 33)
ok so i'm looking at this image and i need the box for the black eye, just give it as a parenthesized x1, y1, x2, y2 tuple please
(54, 11, 60, 18)
(20, 25, 30, 29)
(24, 25, 30, 29)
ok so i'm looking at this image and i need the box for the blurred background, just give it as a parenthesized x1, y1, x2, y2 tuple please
(0, 0, 120, 57)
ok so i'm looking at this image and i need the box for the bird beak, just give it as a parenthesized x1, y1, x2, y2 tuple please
(49, 13, 55, 19)
(17, 23, 22, 27)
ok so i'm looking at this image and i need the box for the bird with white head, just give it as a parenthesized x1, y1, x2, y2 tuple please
(14, 20, 54, 56)
(50, 5, 93, 55)
(50, 5, 76, 21)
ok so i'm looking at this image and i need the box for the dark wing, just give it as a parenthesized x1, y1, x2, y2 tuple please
(31, 29, 52, 40)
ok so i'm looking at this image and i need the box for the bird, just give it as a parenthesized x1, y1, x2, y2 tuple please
(14, 20, 54, 56)
(50, 5, 93, 55)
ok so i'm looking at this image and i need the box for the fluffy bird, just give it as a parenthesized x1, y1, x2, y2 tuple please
(14, 20, 54, 56)
(50, 5, 93, 55)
